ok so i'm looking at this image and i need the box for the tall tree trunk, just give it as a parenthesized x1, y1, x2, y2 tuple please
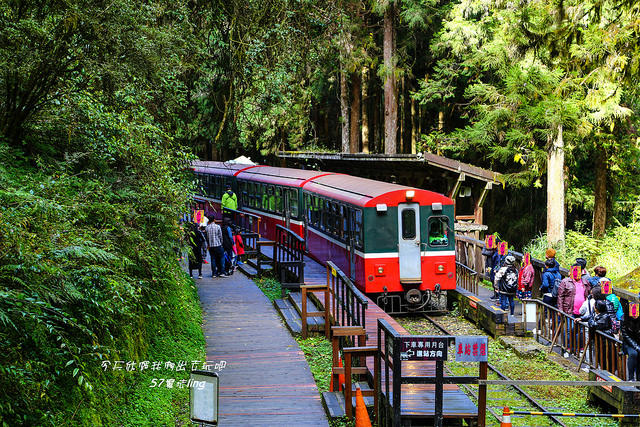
(593, 143, 607, 238)
(350, 72, 361, 153)
(340, 67, 350, 153)
(362, 66, 370, 154)
(383, 3, 397, 155)
(411, 94, 419, 154)
(547, 124, 565, 245)
(402, 77, 412, 153)
(373, 84, 380, 153)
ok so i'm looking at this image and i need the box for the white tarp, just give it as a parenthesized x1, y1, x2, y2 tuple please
(227, 155, 255, 165)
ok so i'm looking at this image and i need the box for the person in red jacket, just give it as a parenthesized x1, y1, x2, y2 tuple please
(233, 227, 245, 265)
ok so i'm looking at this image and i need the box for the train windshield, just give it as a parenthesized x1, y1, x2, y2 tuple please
(428, 216, 450, 247)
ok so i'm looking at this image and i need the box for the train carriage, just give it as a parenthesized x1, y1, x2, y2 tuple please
(191, 160, 455, 313)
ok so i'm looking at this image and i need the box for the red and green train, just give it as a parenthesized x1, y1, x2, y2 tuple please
(191, 160, 456, 313)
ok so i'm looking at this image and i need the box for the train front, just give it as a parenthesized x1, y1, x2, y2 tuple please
(363, 189, 456, 314)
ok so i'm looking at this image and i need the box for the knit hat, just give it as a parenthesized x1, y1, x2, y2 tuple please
(575, 258, 587, 270)
(545, 248, 556, 259)
(504, 255, 516, 265)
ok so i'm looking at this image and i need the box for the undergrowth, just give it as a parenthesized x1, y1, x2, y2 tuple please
(0, 146, 204, 425)
(522, 205, 640, 280)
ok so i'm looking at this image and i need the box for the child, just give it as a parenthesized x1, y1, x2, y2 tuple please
(588, 300, 614, 337)
(234, 227, 245, 265)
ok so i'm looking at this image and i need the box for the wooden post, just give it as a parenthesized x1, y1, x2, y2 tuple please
(549, 316, 565, 354)
(478, 361, 487, 427)
(435, 360, 444, 427)
(301, 287, 308, 339)
(577, 335, 591, 372)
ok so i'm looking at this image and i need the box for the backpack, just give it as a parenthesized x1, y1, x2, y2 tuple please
(551, 276, 562, 298)
(517, 268, 525, 291)
(501, 266, 519, 294)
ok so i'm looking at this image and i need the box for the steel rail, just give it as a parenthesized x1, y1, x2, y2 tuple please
(423, 315, 569, 427)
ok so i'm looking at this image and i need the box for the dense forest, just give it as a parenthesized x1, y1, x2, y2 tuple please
(1, 0, 639, 424)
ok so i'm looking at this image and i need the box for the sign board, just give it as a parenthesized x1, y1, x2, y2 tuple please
(455, 336, 488, 362)
(190, 370, 219, 425)
(399, 337, 448, 361)
(595, 373, 614, 393)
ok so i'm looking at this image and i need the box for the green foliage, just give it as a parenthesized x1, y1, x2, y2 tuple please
(0, 121, 203, 423)
(254, 276, 287, 302)
(523, 204, 640, 279)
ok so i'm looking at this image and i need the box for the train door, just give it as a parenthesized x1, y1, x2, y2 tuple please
(347, 207, 357, 280)
(397, 203, 422, 283)
(280, 187, 290, 229)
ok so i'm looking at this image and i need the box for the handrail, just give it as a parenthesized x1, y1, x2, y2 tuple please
(456, 261, 478, 295)
(222, 207, 261, 237)
(326, 261, 368, 332)
(532, 299, 627, 379)
(274, 225, 305, 296)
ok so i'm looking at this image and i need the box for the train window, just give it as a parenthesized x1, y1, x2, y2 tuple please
(318, 198, 327, 231)
(401, 209, 417, 240)
(331, 202, 339, 236)
(263, 185, 275, 212)
(428, 216, 450, 247)
(340, 205, 347, 239)
(288, 189, 298, 218)
(275, 187, 283, 213)
(311, 196, 320, 227)
(354, 209, 363, 248)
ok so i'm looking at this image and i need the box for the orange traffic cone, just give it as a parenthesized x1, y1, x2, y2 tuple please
(329, 357, 345, 392)
(355, 386, 372, 427)
(500, 406, 512, 427)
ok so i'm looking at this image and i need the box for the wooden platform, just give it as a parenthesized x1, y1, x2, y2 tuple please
(297, 252, 478, 424)
(196, 271, 328, 426)
(449, 285, 527, 336)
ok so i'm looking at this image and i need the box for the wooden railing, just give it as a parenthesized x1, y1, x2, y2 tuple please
(224, 208, 262, 264)
(533, 300, 627, 378)
(326, 261, 368, 331)
(454, 234, 564, 299)
(274, 225, 305, 296)
(456, 261, 478, 295)
(377, 318, 480, 427)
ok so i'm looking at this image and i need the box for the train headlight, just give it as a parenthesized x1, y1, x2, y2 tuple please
(405, 190, 415, 201)
(375, 264, 386, 276)
(435, 263, 446, 274)
(378, 267, 384, 274)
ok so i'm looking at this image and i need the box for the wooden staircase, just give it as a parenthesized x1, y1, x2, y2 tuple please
(273, 291, 326, 336)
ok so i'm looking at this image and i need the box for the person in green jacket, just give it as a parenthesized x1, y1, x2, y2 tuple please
(221, 184, 238, 214)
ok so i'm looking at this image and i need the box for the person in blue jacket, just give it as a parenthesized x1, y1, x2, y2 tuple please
(541, 258, 561, 308)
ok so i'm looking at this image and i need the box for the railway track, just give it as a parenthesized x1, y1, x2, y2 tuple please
(392, 314, 604, 426)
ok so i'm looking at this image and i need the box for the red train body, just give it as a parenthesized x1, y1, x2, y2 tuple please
(191, 160, 456, 313)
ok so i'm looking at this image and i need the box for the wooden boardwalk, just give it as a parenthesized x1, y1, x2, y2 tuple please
(196, 270, 328, 426)
(300, 252, 478, 423)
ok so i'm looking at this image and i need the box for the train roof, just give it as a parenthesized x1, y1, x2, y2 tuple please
(302, 174, 453, 207)
(235, 165, 329, 187)
(191, 160, 253, 176)
(191, 160, 453, 207)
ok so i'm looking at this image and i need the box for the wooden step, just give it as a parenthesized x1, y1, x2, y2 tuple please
(322, 382, 375, 419)
(237, 262, 258, 277)
(288, 292, 326, 332)
(273, 298, 302, 336)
